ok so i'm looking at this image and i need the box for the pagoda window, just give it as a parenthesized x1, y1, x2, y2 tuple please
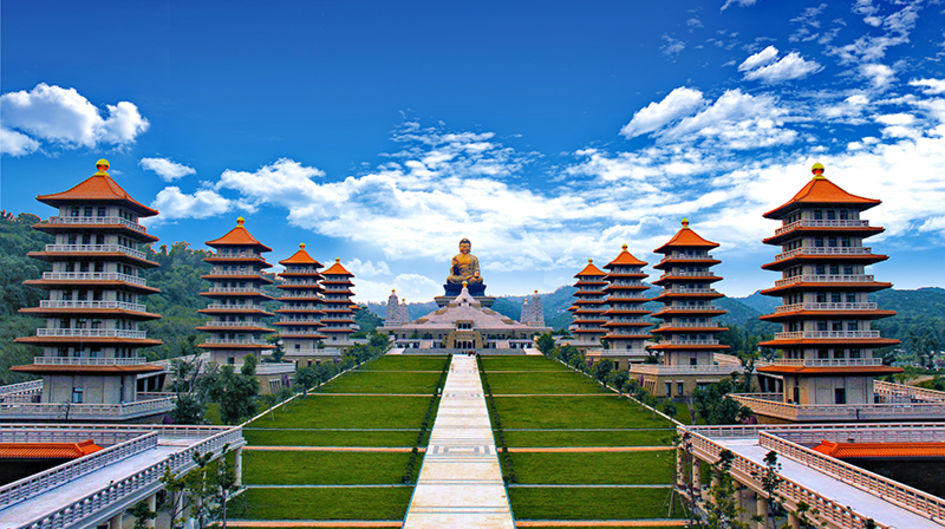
(816, 264, 826, 274)
(77, 290, 87, 301)
(75, 319, 88, 329)
(840, 210, 850, 220)
(826, 210, 836, 220)
(844, 265, 854, 275)
(94, 262, 104, 272)
(71, 388, 84, 404)
(79, 262, 89, 272)
(850, 348, 861, 358)
(92, 290, 102, 301)
(818, 350, 829, 359)
(816, 292, 827, 303)
(83, 206, 93, 217)
(814, 237, 824, 247)
(829, 264, 839, 275)
(69, 234, 79, 244)
(827, 237, 838, 247)
(832, 322, 843, 331)
(59, 318, 71, 329)
(70, 206, 81, 216)
(97, 207, 107, 216)
(848, 321, 859, 331)
(846, 293, 856, 302)
(831, 292, 842, 303)
(841, 237, 852, 247)
(814, 210, 823, 220)
(816, 321, 828, 331)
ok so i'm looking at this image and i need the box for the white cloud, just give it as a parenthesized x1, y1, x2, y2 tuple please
(660, 35, 686, 58)
(740, 48, 822, 84)
(859, 63, 895, 89)
(345, 259, 392, 278)
(0, 83, 148, 154)
(721, 0, 756, 12)
(0, 128, 40, 156)
(619, 87, 705, 138)
(830, 2, 921, 63)
(354, 273, 441, 303)
(150, 187, 232, 221)
(910, 78, 945, 95)
(139, 157, 197, 181)
(919, 216, 945, 233)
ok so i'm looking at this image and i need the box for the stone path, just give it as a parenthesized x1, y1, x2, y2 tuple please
(402, 354, 515, 529)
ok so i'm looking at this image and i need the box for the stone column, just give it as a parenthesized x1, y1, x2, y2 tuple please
(145, 493, 157, 528)
(676, 447, 686, 488)
(787, 511, 801, 529)
(108, 513, 122, 529)
(234, 447, 243, 487)
(755, 494, 768, 529)
(691, 457, 702, 496)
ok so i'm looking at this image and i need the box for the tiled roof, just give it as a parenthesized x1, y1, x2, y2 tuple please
(764, 168, 881, 219)
(322, 258, 354, 276)
(605, 245, 647, 268)
(36, 162, 158, 217)
(654, 219, 719, 253)
(574, 259, 606, 277)
(813, 440, 945, 459)
(279, 243, 322, 266)
(206, 217, 272, 251)
(0, 439, 102, 459)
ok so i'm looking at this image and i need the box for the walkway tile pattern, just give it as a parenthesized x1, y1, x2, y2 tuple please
(403, 355, 515, 529)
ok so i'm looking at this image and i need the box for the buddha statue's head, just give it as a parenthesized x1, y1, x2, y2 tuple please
(459, 238, 471, 255)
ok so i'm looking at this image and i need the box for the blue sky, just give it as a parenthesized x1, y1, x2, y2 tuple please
(2, 0, 944, 301)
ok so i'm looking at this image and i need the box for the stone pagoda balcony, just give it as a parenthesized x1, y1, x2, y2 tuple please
(773, 246, 872, 261)
(202, 338, 270, 345)
(774, 330, 880, 340)
(40, 300, 147, 312)
(774, 274, 874, 287)
(730, 390, 945, 422)
(630, 363, 740, 375)
(207, 269, 261, 276)
(44, 244, 146, 260)
(662, 287, 719, 295)
(35, 328, 147, 339)
(207, 287, 267, 294)
(759, 357, 885, 368)
(44, 215, 149, 233)
(0, 380, 43, 402)
(656, 322, 722, 329)
(663, 338, 719, 345)
(203, 303, 268, 311)
(34, 356, 149, 366)
(200, 321, 270, 328)
(658, 271, 717, 280)
(774, 302, 878, 313)
(42, 271, 147, 285)
(774, 218, 869, 236)
(661, 305, 723, 313)
(0, 394, 175, 421)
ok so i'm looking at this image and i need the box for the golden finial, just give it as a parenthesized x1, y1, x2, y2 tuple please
(812, 162, 825, 179)
(534, 289, 538, 294)
(236, 216, 245, 226)
(392, 289, 396, 293)
(681, 218, 690, 228)
(622, 244, 628, 250)
(462, 280, 468, 287)
(299, 243, 306, 249)
(335, 258, 340, 262)
(588, 258, 593, 263)
(95, 159, 110, 175)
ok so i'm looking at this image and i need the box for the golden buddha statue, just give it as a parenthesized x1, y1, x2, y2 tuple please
(446, 238, 485, 295)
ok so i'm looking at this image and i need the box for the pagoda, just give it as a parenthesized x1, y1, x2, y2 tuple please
(568, 259, 608, 354)
(599, 246, 652, 369)
(7, 159, 173, 422)
(319, 259, 357, 352)
(274, 243, 328, 368)
(730, 164, 919, 422)
(632, 220, 737, 398)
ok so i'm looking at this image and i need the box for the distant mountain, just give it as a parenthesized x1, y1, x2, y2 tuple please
(736, 290, 780, 315)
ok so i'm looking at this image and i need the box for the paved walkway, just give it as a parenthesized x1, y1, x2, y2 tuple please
(402, 354, 515, 529)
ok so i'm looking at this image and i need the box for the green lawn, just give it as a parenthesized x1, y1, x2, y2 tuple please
(509, 486, 684, 520)
(361, 355, 449, 371)
(244, 451, 412, 484)
(486, 372, 608, 394)
(318, 371, 442, 393)
(244, 428, 422, 447)
(231, 487, 413, 519)
(503, 429, 675, 447)
(248, 395, 434, 429)
(510, 452, 675, 484)
(480, 356, 568, 371)
(493, 396, 673, 429)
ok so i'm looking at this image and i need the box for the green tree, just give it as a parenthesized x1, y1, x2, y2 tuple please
(536, 332, 555, 355)
(752, 450, 785, 528)
(692, 379, 753, 425)
(592, 359, 613, 382)
(661, 399, 678, 418)
(129, 500, 157, 529)
(702, 449, 750, 529)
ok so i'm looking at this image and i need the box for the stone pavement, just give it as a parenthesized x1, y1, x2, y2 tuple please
(402, 354, 515, 529)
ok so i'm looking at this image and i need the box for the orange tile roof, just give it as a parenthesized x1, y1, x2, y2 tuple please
(605, 245, 647, 268)
(36, 161, 159, 217)
(813, 440, 945, 459)
(655, 219, 719, 253)
(764, 166, 881, 219)
(279, 243, 323, 266)
(0, 439, 102, 459)
(574, 259, 606, 277)
(206, 217, 273, 251)
(322, 258, 354, 276)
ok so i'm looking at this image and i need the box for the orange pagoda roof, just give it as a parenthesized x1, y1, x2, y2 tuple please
(206, 217, 273, 251)
(813, 440, 945, 459)
(605, 245, 647, 268)
(655, 219, 719, 253)
(279, 243, 322, 266)
(0, 439, 102, 459)
(322, 258, 354, 276)
(574, 259, 606, 277)
(764, 164, 881, 219)
(36, 160, 158, 217)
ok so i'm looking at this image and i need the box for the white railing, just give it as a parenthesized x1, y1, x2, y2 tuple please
(0, 380, 43, 400)
(40, 300, 147, 311)
(874, 380, 945, 403)
(760, 357, 884, 367)
(34, 356, 148, 366)
(207, 287, 266, 294)
(775, 302, 878, 313)
(774, 218, 869, 236)
(773, 246, 872, 261)
(774, 330, 880, 340)
(280, 330, 326, 336)
(278, 319, 324, 324)
(659, 305, 723, 313)
(200, 321, 270, 328)
(45, 216, 147, 234)
(19, 426, 244, 529)
(255, 362, 296, 375)
(656, 322, 722, 329)
(662, 288, 719, 295)
(35, 328, 147, 339)
(630, 364, 740, 375)
(213, 252, 261, 259)
(207, 269, 259, 276)
(664, 338, 720, 345)
(0, 432, 157, 508)
(200, 338, 270, 346)
(729, 394, 945, 421)
(202, 303, 267, 311)
(659, 271, 715, 279)
(758, 431, 945, 523)
(44, 244, 146, 260)
(42, 271, 147, 286)
(774, 274, 875, 287)
(0, 396, 176, 419)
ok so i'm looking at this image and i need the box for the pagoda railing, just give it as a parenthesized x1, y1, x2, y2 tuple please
(664, 338, 719, 345)
(200, 338, 270, 345)
(277, 318, 325, 324)
(759, 357, 884, 367)
(775, 218, 870, 236)
(0, 380, 43, 399)
(656, 322, 722, 329)
(200, 320, 271, 328)
(631, 364, 739, 375)
(729, 393, 945, 421)
(215, 251, 261, 259)
(659, 305, 723, 313)
(35, 328, 147, 339)
(775, 302, 878, 313)
(34, 356, 148, 366)
(42, 271, 147, 286)
(661, 287, 719, 294)
(202, 303, 268, 311)
(0, 396, 175, 419)
(40, 299, 148, 312)
(773, 246, 872, 261)
(255, 363, 296, 375)
(774, 274, 875, 287)
(207, 287, 268, 294)
(44, 215, 148, 234)
(659, 271, 716, 280)
(44, 244, 146, 260)
(207, 269, 261, 276)
(874, 380, 945, 402)
(774, 330, 880, 340)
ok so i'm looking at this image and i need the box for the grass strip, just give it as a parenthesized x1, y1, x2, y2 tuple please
(509, 487, 685, 520)
(479, 356, 569, 371)
(316, 371, 443, 394)
(479, 354, 516, 483)
(361, 355, 450, 371)
(510, 452, 675, 484)
(248, 395, 431, 429)
(244, 451, 413, 484)
(486, 372, 609, 394)
(502, 429, 675, 447)
(401, 357, 449, 482)
(494, 396, 673, 430)
(231, 487, 413, 520)
(244, 428, 422, 447)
